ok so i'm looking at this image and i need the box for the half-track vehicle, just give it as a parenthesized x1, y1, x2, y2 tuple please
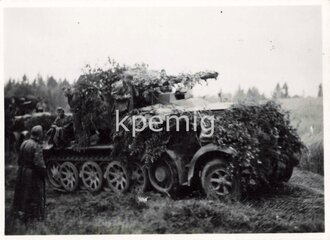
(44, 94, 296, 198)
(43, 68, 297, 199)
(43, 94, 238, 196)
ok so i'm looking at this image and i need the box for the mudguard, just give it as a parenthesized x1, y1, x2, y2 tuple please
(165, 149, 185, 184)
(187, 143, 237, 186)
(142, 149, 185, 184)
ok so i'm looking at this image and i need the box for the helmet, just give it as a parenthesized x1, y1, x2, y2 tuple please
(31, 125, 43, 141)
(56, 107, 64, 113)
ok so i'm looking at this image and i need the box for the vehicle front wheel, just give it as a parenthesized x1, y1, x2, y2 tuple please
(201, 159, 236, 199)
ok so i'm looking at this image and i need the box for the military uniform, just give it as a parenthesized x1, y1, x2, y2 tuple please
(51, 114, 73, 147)
(111, 79, 134, 113)
(108, 79, 136, 141)
(66, 89, 86, 145)
(53, 114, 72, 128)
(12, 126, 46, 223)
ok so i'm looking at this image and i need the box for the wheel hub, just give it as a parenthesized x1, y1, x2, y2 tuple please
(47, 162, 62, 189)
(59, 162, 79, 192)
(81, 161, 103, 192)
(51, 166, 60, 178)
(210, 169, 232, 196)
(105, 161, 130, 194)
(116, 172, 123, 181)
(155, 166, 166, 182)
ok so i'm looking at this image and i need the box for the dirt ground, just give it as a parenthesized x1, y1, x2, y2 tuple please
(5, 164, 324, 234)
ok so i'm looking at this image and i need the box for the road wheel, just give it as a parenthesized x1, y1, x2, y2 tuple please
(201, 159, 234, 198)
(59, 162, 79, 192)
(104, 161, 130, 194)
(129, 162, 149, 193)
(80, 161, 103, 192)
(148, 156, 179, 195)
(46, 161, 62, 189)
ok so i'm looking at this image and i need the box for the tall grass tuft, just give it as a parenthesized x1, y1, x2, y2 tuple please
(300, 137, 324, 175)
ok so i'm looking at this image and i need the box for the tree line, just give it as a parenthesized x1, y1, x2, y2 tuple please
(4, 74, 323, 113)
(5, 74, 71, 113)
(229, 82, 323, 103)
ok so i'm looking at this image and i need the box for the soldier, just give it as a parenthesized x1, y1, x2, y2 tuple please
(64, 84, 105, 147)
(111, 74, 136, 114)
(109, 73, 137, 143)
(53, 107, 72, 128)
(64, 87, 86, 146)
(47, 107, 73, 147)
(35, 98, 47, 113)
(12, 125, 46, 224)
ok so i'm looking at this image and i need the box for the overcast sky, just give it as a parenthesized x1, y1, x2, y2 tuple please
(4, 6, 322, 97)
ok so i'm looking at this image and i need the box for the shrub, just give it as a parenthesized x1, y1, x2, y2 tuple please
(212, 101, 304, 193)
(114, 101, 304, 194)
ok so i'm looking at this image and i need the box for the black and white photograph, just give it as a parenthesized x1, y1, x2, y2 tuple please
(1, 0, 328, 237)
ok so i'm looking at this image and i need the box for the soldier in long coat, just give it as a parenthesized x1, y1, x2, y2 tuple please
(12, 125, 46, 223)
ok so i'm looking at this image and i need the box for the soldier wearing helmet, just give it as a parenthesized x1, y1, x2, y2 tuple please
(12, 125, 46, 224)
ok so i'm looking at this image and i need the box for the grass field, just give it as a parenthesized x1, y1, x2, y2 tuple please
(4, 97, 324, 234)
(279, 97, 323, 175)
(5, 166, 324, 234)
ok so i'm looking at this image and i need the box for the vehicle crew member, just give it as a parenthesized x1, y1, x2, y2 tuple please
(53, 107, 72, 127)
(47, 107, 73, 147)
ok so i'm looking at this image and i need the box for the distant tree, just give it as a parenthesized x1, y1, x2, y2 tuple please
(246, 86, 265, 103)
(233, 85, 246, 103)
(31, 79, 38, 91)
(47, 76, 58, 89)
(318, 84, 323, 97)
(37, 74, 46, 88)
(282, 82, 289, 98)
(4, 79, 14, 96)
(272, 83, 282, 99)
(61, 79, 70, 88)
(22, 74, 28, 84)
(246, 88, 254, 101)
(10, 75, 35, 97)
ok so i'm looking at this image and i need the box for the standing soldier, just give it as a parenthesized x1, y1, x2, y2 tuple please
(64, 87, 85, 145)
(64, 85, 102, 147)
(12, 125, 46, 224)
(111, 73, 136, 114)
(110, 73, 136, 148)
